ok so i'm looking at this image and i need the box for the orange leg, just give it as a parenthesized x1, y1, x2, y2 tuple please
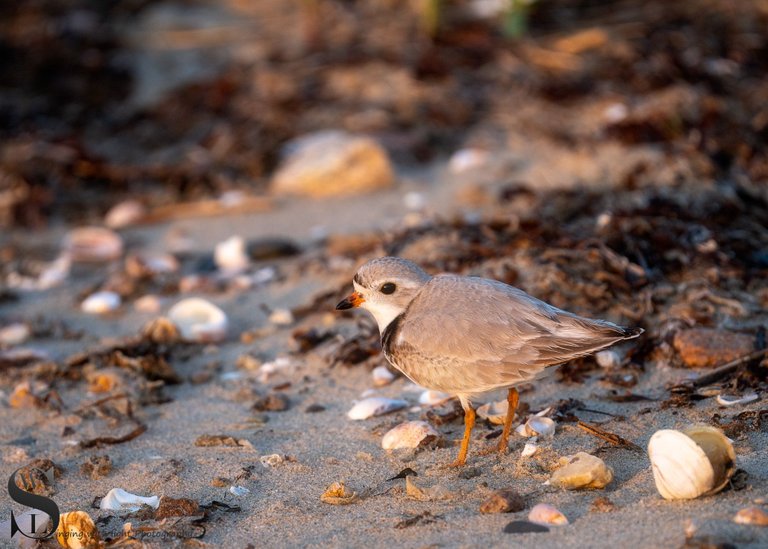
(497, 387, 519, 453)
(451, 405, 476, 467)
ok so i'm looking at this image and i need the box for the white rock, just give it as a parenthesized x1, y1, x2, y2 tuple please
(81, 291, 121, 314)
(477, 400, 510, 425)
(100, 488, 159, 512)
(381, 421, 440, 450)
(260, 454, 283, 468)
(347, 397, 408, 420)
(168, 297, 228, 342)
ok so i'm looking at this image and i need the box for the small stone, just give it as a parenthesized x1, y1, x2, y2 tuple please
(260, 454, 283, 467)
(673, 328, 754, 368)
(528, 503, 568, 526)
(503, 521, 549, 534)
(105, 199, 145, 228)
(595, 350, 621, 369)
(0, 323, 31, 346)
(81, 455, 112, 480)
(458, 467, 482, 480)
(268, 308, 295, 326)
(194, 435, 248, 447)
(81, 291, 121, 314)
(733, 506, 768, 526)
(64, 227, 123, 262)
(591, 496, 616, 513)
(252, 393, 290, 412)
(271, 130, 395, 197)
(211, 477, 230, 487)
(305, 404, 326, 413)
(155, 496, 201, 519)
(372, 365, 396, 386)
(548, 452, 613, 490)
(480, 489, 526, 514)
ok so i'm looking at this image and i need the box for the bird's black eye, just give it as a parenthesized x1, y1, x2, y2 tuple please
(380, 282, 396, 295)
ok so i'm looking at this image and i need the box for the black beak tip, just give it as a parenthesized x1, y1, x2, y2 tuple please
(336, 299, 352, 311)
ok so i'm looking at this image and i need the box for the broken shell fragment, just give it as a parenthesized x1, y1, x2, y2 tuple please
(528, 503, 568, 526)
(418, 389, 451, 406)
(81, 291, 121, 314)
(56, 510, 100, 549)
(141, 316, 180, 343)
(347, 397, 408, 420)
(595, 349, 621, 369)
(477, 400, 510, 425)
(716, 393, 758, 407)
(321, 481, 358, 505)
(100, 488, 160, 512)
(647, 425, 736, 500)
(516, 416, 556, 438)
(381, 420, 440, 450)
(214, 235, 250, 273)
(733, 506, 768, 526)
(548, 452, 613, 490)
(168, 298, 228, 342)
(64, 227, 123, 262)
(229, 485, 250, 497)
(105, 199, 146, 228)
(521, 442, 538, 458)
(372, 365, 396, 386)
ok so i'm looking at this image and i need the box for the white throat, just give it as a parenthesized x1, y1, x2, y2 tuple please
(362, 302, 405, 334)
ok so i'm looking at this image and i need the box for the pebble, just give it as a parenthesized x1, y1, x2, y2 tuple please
(252, 393, 291, 412)
(268, 308, 294, 326)
(229, 485, 250, 497)
(0, 323, 31, 346)
(104, 199, 146, 228)
(733, 506, 768, 526)
(673, 328, 754, 368)
(81, 291, 121, 314)
(479, 489, 526, 514)
(372, 365, 396, 386)
(528, 503, 568, 526)
(548, 452, 613, 490)
(321, 481, 358, 505)
(64, 226, 123, 262)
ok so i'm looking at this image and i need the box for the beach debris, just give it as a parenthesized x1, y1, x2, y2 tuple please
(591, 496, 616, 513)
(104, 199, 146, 228)
(321, 481, 358, 505)
(229, 486, 250, 497)
(64, 227, 123, 262)
(477, 399, 511, 425)
(503, 521, 550, 534)
(168, 297, 228, 342)
(372, 365, 396, 386)
(479, 488, 526, 514)
(260, 454, 283, 468)
(125, 252, 178, 277)
(515, 415, 556, 438)
(418, 389, 451, 406)
(55, 510, 100, 549)
(381, 421, 440, 450)
(9, 381, 45, 409)
(733, 506, 768, 526)
(81, 455, 112, 480)
(195, 435, 251, 448)
(86, 371, 121, 393)
(577, 421, 642, 451)
(100, 488, 160, 512)
(448, 148, 490, 174)
(395, 511, 441, 529)
(648, 425, 736, 500)
(595, 349, 621, 369)
(214, 235, 249, 273)
(548, 452, 613, 490)
(134, 294, 163, 313)
(155, 497, 201, 519)
(347, 397, 408, 420)
(305, 403, 326, 413)
(528, 503, 569, 526)
(716, 393, 759, 407)
(673, 328, 754, 368)
(268, 308, 294, 326)
(81, 291, 121, 314)
(0, 322, 30, 346)
(521, 441, 538, 458)
(271, 130, 395, 197)
(141, 316, 180, 343)
(252, 393, 290, 412)
(13, 459, 57, 496)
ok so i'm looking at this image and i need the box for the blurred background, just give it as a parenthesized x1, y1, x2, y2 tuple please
(2, 0, 767, 229)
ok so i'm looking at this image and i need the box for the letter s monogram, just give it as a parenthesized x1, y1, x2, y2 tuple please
(7, 468, 60, 539)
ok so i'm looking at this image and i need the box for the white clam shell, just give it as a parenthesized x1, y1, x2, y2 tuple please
(372, 365, 396, 386)
(64, 227, 123, 262)
(81, 291, 121, 314)
(214, 235, 249, 273)
(168, 298, 228, 342)
(647, 425, 735, 500)
(99, 488, 159, 512)
(528, 503, 568, 526)
(347, 397, 408, 420)
(516, 416, 556, 438)
(477, 400, 510, 425)
(381, 420, 440, 450)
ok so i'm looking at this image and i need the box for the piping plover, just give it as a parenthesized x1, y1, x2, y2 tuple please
(337, 256, 643, 466)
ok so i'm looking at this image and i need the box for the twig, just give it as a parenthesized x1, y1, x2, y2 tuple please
(576, 421, 642, 452)
(691, 349, 767, 388)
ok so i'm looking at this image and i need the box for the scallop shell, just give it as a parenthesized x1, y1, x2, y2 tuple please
(515, 416, 556, 438)
(99, 488, 159, 512)
(381, 421, 440, 450)
(55, 510, 100, 549)
(64, 227, 123, 262)
(647, 425, 735, 500)
(81, 291, 121, 314)
(347, 397, 408, 420)
(548, 452, 613, 490)
(168, 298, 228, 342)
(528, 503, 568, 526)
(214, 235, 249, 273)
(477, 399, 510, 425)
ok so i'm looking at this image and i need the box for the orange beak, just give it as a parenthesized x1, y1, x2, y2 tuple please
(336, 291, 365, 310)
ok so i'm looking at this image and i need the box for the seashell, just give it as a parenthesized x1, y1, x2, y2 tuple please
(229, 485, 250, 497)
(321, 481, 358, 505)
(81, 291, 121, 314)
(37, 254, 71, 289)
(548, 452, 613, 490)
(716, 392, 758, 407)
(134, 294, 163, 313)
(595, 349, 621, 369)
(381, 421, 440, 450)
(141, 317, 180, 343)
(516, 416, 556, 438)
(100, 488, 159, 512)
(64, 227, 123, 262)
(733, 506, 768, 526)
(214, 235, 249, 273)
(448, 148, 490, 173)
(125, 252, 179, 277)
(268, 308, 294, 326)
(0, 323, 31, 346)
(347, 397, 408, 420)
(521, 442, 539, 458)
(477, 400, 511, 425)
(372, 365, 396, 387)
(168, 298, 228, 342)
(55, 510, 100, 549)
(528, 503, 568, 526)
(647, 424, 736, 500)
(260, 454, 283, 468)
(418, 389, 451, 406)
(105, 199, 146, 228)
